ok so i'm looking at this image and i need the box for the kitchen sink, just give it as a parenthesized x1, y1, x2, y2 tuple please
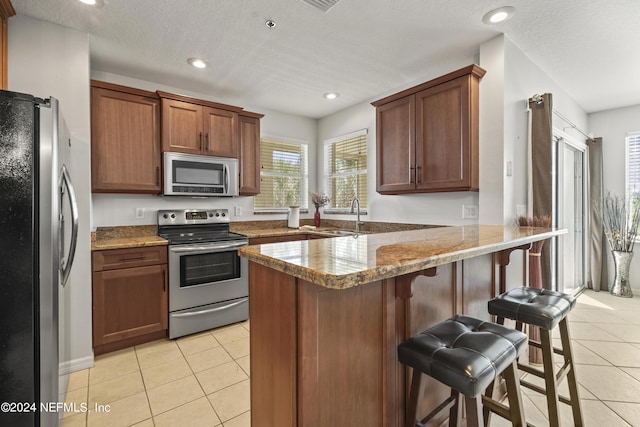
(319, 229, 359, 236)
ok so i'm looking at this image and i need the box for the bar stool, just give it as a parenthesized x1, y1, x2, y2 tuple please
(488, 287, 584, 427)
(398, 315, 528, 427)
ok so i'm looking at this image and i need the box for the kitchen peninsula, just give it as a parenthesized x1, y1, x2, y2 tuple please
(239, 224, 566, 427)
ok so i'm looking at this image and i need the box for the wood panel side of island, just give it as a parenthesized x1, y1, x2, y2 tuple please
(249, 263, 297, 426)
(249, 253, 514, 426)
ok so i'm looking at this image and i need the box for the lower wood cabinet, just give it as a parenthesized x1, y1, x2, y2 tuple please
(92, 246, 168, 355)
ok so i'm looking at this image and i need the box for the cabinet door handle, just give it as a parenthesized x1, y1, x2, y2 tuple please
(416, 165, 422, 184)
(199, 132, 203, 150)
(119, 256, 146, 262)
(156, 166, 160, 185)
(409, 166, 415, 184)
(206, 132, 210, 152)
(162, 268, 167, 292)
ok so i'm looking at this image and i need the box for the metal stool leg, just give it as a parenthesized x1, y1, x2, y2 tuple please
(559, 318, 584, 426)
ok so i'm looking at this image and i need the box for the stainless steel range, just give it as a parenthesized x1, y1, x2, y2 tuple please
(158, 209, 248, 339)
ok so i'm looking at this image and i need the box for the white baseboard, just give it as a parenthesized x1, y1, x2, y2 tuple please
(59, 354, 94, 376)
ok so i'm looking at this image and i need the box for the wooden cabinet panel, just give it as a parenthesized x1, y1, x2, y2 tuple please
(372, 65, 484, 194)
(376, 96, 415, 193)
(249, 263, 297, 427)
(239, 114, 261, 195)
(92, 264, 167, 347)
(91, 82, 161, 193)
(161, 98, 203, 154)
(92, 246, 167, 271)
(92, 246, 168, 355)
(297, 280, 385, 426)
(204, 107, 238, 157)
(416, 76, 470, 191)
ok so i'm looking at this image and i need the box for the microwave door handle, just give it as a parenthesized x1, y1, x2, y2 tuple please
(224, 163, 229, 194)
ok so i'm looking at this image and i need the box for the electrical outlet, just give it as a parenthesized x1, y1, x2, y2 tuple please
(235, 206, 242, 216)
(506, 161, 513, 177)
(135, 208, 145, 219)
(462, 205, 478, 219)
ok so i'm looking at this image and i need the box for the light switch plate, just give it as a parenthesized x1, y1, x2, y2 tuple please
(135, 207, 145, 219)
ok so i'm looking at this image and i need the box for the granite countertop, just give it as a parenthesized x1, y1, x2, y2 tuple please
(231, 219, 436, 239)
(91, 220, 438, 250)
(91, 225, 168, 251)
(239, 225, 567, 290)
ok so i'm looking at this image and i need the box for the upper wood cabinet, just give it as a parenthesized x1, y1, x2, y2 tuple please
(158, 91, 241, 158)
(91, 81, 161, 194)
(238, 112, 263, 195)
(372, 65, 486, 194)
(0, 0, 16, 90)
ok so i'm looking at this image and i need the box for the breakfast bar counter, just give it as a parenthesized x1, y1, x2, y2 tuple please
(239, 225, 566, 427)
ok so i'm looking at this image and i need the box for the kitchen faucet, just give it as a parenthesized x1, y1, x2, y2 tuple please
(350, 197, 364, 233)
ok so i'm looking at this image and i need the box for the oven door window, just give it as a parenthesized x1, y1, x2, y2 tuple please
(180, 251, 240, 287)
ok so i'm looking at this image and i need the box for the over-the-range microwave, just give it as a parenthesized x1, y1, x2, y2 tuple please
(164, 152, 239, 197)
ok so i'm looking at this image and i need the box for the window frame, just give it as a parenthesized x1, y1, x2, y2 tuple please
(625, 131, 640, 220)
(322, 129, 368, 214)
(254, 135, 309, 213)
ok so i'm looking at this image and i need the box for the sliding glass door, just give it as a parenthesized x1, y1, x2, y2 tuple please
(555, 132, 588, 295)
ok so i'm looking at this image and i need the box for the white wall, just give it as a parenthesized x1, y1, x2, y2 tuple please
(317, 57, 481, 226)
(8, 15, 93, 370)
(90, 71, 318, 227)
(479, 34, 588, 227)
(589, 104, 640, 289)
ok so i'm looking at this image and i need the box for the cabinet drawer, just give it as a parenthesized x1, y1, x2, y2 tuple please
(93, 246, 167, 271)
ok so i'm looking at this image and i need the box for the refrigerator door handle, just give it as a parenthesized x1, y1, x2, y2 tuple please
(59, 164, 78, 287)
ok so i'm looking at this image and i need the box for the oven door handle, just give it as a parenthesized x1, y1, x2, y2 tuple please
(171, 298, 248, 318)
(170, 242, 248, 254)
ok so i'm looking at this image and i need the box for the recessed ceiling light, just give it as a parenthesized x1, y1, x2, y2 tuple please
(482, 6, 515, 24)
(265, 20, 276, 29)
(187, 58, 207, 69)
(323, 92, 339, 100)
(78, 0, 105, 6)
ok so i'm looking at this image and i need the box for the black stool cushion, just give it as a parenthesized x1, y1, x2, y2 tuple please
(397, 315, 527, 398)
(488, 287, 576, 330)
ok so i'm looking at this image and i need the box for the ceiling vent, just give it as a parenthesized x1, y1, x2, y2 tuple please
(300, 0, 341, 13)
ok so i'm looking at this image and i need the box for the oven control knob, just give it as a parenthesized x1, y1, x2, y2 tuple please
(221, 212, 226, 217)
(209, 213, 213, 218)
(215, 212, 220, 217)
(171, 213, 176, 219)
(163, 213, 168, 219)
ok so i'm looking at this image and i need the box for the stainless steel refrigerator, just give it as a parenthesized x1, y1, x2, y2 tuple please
(0, 90, 78, 427)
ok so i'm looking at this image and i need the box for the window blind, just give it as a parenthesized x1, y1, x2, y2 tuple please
(627, 132, 640, 202)
(324, 130, 368, 211)
(255, 137, 308, 210)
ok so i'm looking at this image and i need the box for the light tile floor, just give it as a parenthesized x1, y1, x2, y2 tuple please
(62, 320, 251, 427)
(62, 289, 640, 426)
(491, 289, 640, 427)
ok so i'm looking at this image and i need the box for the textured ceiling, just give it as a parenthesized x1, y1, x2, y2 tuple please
(12, 0, 640, 118)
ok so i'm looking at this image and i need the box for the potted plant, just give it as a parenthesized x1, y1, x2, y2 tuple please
(603, 193, 640, 298)
(310, 192, 330, 227)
